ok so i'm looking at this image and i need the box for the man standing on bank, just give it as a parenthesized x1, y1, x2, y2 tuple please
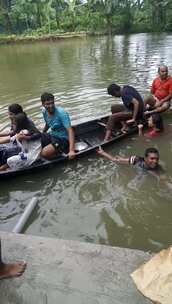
(41, 93, 76, 160)
(144, 65, 172, 115)
(104, 83, 144, 140)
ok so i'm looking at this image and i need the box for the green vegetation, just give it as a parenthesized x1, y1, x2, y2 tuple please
(0, 0, 172, 41)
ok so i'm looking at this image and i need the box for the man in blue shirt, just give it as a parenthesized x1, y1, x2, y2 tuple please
(104, 83, 144, 140)
(41, 92, 75, 160)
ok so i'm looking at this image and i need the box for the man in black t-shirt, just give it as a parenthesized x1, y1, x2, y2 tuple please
(104, 83, 144, 140)
(97, 147, 164, 177)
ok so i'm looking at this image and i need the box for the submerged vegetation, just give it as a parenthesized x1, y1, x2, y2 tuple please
(0, 0, 172, 42)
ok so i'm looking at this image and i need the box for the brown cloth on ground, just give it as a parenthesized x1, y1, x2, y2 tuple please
(131, 246, 172, 304)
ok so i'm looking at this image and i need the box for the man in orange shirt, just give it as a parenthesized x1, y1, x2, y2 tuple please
(144, 65, 172, 115)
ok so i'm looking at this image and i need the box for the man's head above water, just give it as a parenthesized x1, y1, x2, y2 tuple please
(144, 147, 159, 169)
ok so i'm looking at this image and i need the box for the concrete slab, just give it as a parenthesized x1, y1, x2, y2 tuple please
(0, 231, 151, 304)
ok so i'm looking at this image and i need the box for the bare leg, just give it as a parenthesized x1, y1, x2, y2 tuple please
(155, 101, 171, 113)
(111, 104, 126, 114)
(41, 144, 56, 160)
(144, 95, 156, 109)
(104, 112, 132, 140)
(144, 96, 170, 114)
(121, 121, 128, 133)
(0, 164, 9, 171)
(0, 239, 26, 280)
(104, 130, 112, 141)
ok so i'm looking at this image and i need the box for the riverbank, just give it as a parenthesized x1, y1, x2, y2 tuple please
(0, 231, 151, 303)
(0, 30, 169, 45)
(0, 31, 91, 45)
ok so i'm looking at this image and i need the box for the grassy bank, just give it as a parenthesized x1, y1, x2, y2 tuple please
(0, 31, 89, 45)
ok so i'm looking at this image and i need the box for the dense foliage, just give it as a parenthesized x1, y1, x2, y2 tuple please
(0, 0, 172, 35)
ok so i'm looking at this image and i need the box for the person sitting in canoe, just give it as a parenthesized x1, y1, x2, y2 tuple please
(0, 104, 36, 165)
(40, 92, 75, 160)
(0, 104, 35, 138)
(144, 65, 172, 116)
(97, 146, 164, 178)
(138, 113, 164, 138)
(0, 104, 36, 142)
(104, 83, 144, 141)
(0, 103, 24, 140)
(0, 112, 42, 171)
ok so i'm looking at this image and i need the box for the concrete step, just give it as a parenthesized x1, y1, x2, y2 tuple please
(0, 231, 151, 304)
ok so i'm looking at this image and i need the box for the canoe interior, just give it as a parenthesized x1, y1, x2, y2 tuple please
(0, 116, 137, 179)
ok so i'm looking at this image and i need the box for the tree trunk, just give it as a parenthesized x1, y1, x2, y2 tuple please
(36, 3, 42, 27)
(106, 15, 112, 35)
(0, 0, 12, 32)
(55, 10, 60, 28)
(2, 11, 12, 32)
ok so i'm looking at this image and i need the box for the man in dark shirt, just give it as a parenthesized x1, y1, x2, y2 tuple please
(104, 83, 144, 140)
(97, 147, 164, 177)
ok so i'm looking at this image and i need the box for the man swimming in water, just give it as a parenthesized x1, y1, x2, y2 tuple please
(97, 146, 163, 175)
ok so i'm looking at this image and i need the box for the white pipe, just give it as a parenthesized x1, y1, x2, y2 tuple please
(12, 197, 38, 234)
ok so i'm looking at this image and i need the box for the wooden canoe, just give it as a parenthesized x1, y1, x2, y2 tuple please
(0, 115, 138, 179)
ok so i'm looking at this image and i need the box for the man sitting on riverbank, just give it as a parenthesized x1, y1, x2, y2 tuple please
(41, 92, 76, 160)
(104, 83, 144, 140)
(97, 146, 164, 177)
(0, 239, 26, 279)
(144, 65, 172, 116)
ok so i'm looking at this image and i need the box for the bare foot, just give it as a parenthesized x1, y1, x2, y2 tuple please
(0, 261, 26, 279)
(121, 126, 128, 134)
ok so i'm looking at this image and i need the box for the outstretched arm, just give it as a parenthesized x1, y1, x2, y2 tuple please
(97, 146, 129, 164)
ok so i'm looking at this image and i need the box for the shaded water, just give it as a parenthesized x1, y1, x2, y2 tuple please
(0, 33, 172, 252)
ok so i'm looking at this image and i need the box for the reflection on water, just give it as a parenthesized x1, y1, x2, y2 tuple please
(0, 34, 172, 252)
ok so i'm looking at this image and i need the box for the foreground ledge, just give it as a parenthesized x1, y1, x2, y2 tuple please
(0, 231, 151, 304)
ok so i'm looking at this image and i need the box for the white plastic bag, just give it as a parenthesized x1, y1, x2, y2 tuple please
(131, 246, 172, 304)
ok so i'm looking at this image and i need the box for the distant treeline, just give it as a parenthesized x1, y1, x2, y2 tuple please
(1, 0, 172, 36)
